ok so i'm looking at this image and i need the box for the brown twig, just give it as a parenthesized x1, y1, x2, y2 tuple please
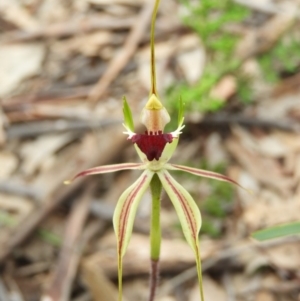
(6, 118, 121, 139)
(0, 180, 40, 200)
(88, 0, 154, 104)
(235, 280, 300, 295)
(194, 113, 300, 133)
(0, 107, 6, 145)
(2, 17, 134, 43)
(2, 86, 92, 110)
(41, 183, 95, 301)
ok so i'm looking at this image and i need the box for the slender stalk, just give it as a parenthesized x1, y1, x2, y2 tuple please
(195, 244, 205, 301)
(150, 0, 161, 96)
(149, 173, 162, 301)
(118, 255, 123, 301)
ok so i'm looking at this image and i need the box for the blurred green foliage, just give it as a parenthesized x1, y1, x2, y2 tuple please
(199, 161, 234, 237)
(167, 0, 252, 113)
(258, 34, 300, 83)
(166, 0, 300, 241)
(0, 211, 61, 246)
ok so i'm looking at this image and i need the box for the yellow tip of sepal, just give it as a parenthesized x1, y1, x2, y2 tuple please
(63, 180, 72, 185)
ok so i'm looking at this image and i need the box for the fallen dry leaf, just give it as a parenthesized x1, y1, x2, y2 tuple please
(0, 151, 18, 179)
(210, 75, 237, 101)
(177, 47, 206, 84)
(255, 291, 275, 301)
(242, 196, 300, 231)
(226, 136, 294, 196)
(20, 133, 75, 176)
(0, 43, 45, 97)
(87, 233, 218, 278)
(266, 242, 300, 271)
(0, 0, 39, 30)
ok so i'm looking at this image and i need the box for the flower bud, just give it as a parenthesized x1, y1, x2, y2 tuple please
(140, 94, 170, 133)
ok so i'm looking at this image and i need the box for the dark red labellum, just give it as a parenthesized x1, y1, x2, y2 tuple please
(131, 131, 173, 161)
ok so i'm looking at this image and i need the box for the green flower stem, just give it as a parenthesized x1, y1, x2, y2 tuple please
(118, 256, 123, 301)
(195, 246, 205, 301)
(150, 0, 160, 96)
(150, 173, 162, 260)
(149, 173, 162, 301)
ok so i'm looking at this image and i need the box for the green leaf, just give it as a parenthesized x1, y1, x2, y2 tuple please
(158, 170, 204, 301)
(252, 222, 300, 241)
(37, 228, 62, 247)
(122, 96, 134, 132)
(178, 96, 185, 127)
(113, 170, 154, 301)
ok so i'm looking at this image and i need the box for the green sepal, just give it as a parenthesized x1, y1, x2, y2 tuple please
(252, 222, 300, 241)
(122, 96, 134, 132)
(157, 170, 204, 301)
(160, 136, 179, 163)
(178, 96, 185, 127)
(113, 170, 154, 301)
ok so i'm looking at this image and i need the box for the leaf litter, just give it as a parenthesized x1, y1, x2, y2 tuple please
(0, 0, 300, 300)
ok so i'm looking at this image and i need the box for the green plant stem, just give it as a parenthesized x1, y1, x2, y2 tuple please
(150, 0, 160, 96)
(150, 174, 162, 260)
(149, 173, 162, 301)
(195, 245, 205, 301)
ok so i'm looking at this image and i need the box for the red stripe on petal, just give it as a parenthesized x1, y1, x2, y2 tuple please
(170, 164, 242, 187)
(118, 174, 148, 253)
(66, 163, 142, 183)
(164, 173, 197, 239)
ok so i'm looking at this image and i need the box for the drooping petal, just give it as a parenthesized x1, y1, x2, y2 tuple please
(113, 170, 154, 301)
(64, 163, 144, 184)
(157, 170, 204, 301)
(157, 170, 201, 253)
(167, 163, 245, 189)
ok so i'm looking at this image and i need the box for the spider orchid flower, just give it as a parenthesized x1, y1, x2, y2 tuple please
(65, 95, 242, 301)
(65, 1, 244, 300)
